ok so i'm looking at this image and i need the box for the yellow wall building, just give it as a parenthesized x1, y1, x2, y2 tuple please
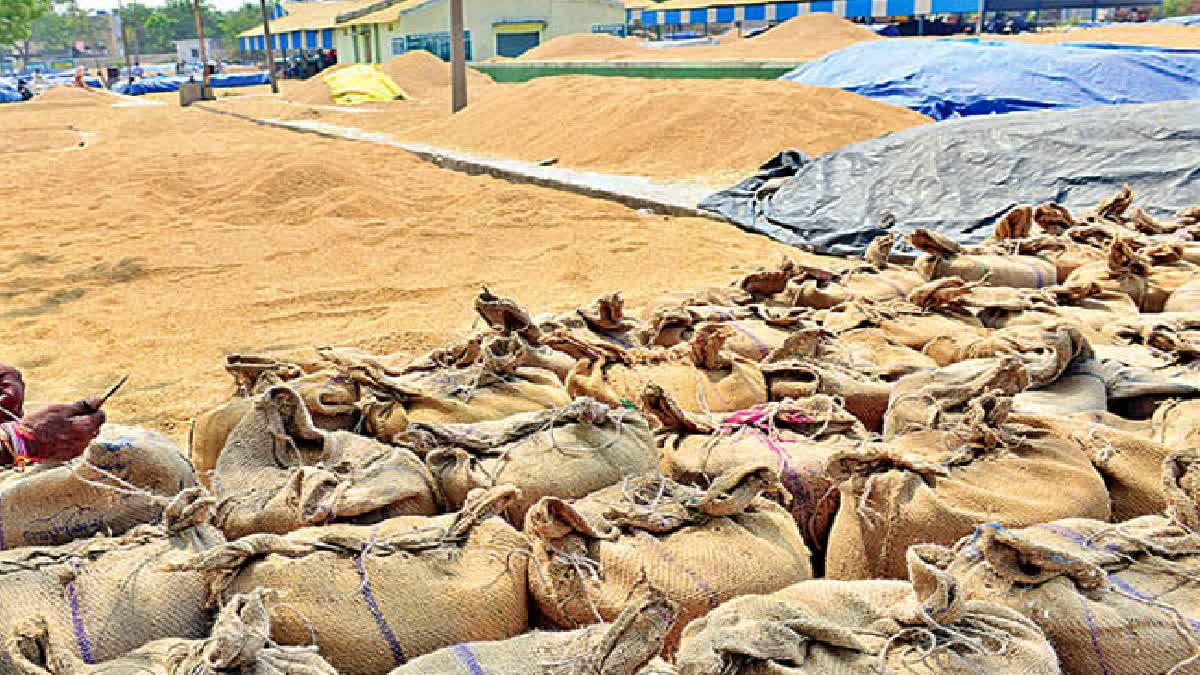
(243, 0, 625, 63)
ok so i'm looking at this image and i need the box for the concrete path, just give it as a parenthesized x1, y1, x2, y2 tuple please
(194, 103, 721, 220)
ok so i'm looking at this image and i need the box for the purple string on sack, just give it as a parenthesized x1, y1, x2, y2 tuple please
(452, 643, 487, 675)
(636, 531, 721, 610)
(0, 490, 7, 551)
(1077, 588, 1112, 675)
(727, 322, 771, 358)
(356, 524, 407, 666)
(66, 558, 95, 664)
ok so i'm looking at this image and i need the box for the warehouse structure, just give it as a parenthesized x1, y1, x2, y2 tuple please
(240, 0, 625, 62)
(626, 0, 979, 30)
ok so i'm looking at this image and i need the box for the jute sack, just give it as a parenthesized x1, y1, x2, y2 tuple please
(883, 356, 1030, 439)
(825, 328, 937, 380)
(650, 388, 865, 566)
(825, 393, 1111, 580)
(942, 514, 1200, 675)
(167, 487, 530, 675)
(411, 398, 657, 525)
(637, 304, 795, 362)
(1166, 278, 1200, 313)
(1154, 399, 1200, 452)
(909, 229, 1057, 289)
(525, 466, 813, 653)
(1062, 239, 1151, 310)
(1013, 412, 1175, 521)
(922, 322, 1090, 388)
(190, 355, 303, 489)
(1012, 357, 1108, 417)
(213, 386, 439, 540)
(8, 588, 339, 674)
(568, 325, 769, 415)
(676, 546, 1059, 675)
(389, 594, 679, 675)
(329, 334, 572, 428)
(760, 360, 892, 433)
(0, 424, 197, 549)
(819, 298, 988, 352)
(0, 490, 223, 670)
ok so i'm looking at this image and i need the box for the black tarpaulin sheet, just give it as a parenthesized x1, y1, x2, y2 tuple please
(699, 101, 1200, 257)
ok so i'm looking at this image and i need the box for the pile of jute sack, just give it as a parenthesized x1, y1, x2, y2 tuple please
(2, 187, 1200, 674)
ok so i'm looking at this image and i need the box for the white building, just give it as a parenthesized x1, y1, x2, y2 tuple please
(174, 38, 223, 65)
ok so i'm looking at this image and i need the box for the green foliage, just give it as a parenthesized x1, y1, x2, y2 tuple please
(0, 0, 50, 45)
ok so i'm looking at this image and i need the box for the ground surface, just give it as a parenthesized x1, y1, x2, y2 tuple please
(0, 88, 794, 443)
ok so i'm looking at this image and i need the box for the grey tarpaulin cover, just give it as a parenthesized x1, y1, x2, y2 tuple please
(699, 101, 1200, 256)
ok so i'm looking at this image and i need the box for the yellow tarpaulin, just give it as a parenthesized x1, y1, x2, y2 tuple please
(322, 64, 407, 106)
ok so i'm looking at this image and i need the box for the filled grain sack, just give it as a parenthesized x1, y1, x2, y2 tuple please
(819, 296, 987, 352)
(189, 354, 302, 488)
(0, 424, 196, 549)
(389, 594, 678, 675)
(828, 327, 937, 380)
(1166, 278, 1200, 312)
(883, 356, 1030, 439)
(676, 546, 1059, 675)
(1062, 239, 1152, 311)
(760, 358, 892, 433)
(651, 388, 864, 565)
(213, 386, 439, 540)
(1154, 399, 1200, 452)
(8, 588, 339, 674)
(568, 324, 768, 415)
(922, 321, 1089, 388)
(525, 466, 813, 653)
(471, 288, 609, 378)
(941, 513, 1200, 675)
(825, 393, 1111, 580)
(637, 304, 795, 362)
(0, 489, 222, 670)
(1012, 357, 1108, 417)
(1014, 412, 1175, 521)
(167, 486, 530, 675)
(326, 334, 572, 428)
(909, 228, 1057, 289)
(410, 397, 656, 525)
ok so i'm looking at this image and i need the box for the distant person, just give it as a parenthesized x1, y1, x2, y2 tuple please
(16, 79, 32, 101)
(132, 62, 145, 79)
(176, 59, 185, 75)
(73, 66, 90, 89)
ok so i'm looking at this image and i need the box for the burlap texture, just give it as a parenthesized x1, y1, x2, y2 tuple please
(651, 391, 865, 567)
(569, 326, 769, 415)
(826, 394, 1111, 580)
(213, 386, 439, 540)
(945, 515, 1200, 675)
(389, 594, 678, 675)
(1063, 239, 1151, 311)
(168, 487, 530, 675)
(676, 545, 1059, 674)
(413, 398, 657, 525)
(760, 360, 892, 433)
(0, 490, 222, 670)
(922, 322, 1090, 388)
(910, 228, 1057, 289)
(1145, 260, 1200, 313)
(525, 467, 813, 654)
(1014, 412, 1174, 521)
(8, 588, 338, 674)
(0, 424, 197, 549)
(1155, 399, 1200, 453)
(820, 298, 987, 352)
(1166, 278, 1200, 312)
(828, 328, 937, 381)
(327, 335, 572, 427)
(883, 357, 1030, 439)
(1012, 357, 1108, 417)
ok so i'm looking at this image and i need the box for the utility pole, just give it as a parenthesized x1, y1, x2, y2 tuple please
(976, 0, 985, 34)
(191, 0, 210, 89)
(450, 0, 466, 112)
(258, 0, 279, 93)
(116, 3, 131, 69)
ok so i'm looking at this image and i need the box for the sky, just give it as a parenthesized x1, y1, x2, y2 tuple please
(77, 0, 251, 12)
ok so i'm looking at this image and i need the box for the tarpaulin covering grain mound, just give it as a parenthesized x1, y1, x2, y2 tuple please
(700, 101, 1200, 256)
(784, 39, 1200, 119)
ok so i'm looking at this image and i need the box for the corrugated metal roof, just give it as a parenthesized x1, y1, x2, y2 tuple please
(338, 0, 433, 26)
(239, 0, 375, 37)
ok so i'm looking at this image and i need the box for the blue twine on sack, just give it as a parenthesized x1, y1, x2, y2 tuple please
(356, 524, 407, 666)
(452, 643, 487, 675)
(66, 558, 95, 664)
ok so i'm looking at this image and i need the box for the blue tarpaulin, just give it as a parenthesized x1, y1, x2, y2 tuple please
(0, 85, 21, 103)
(113, 71, 270, 96)
(1159, 14, 1200, 25)
(783, 38, 1200, 120)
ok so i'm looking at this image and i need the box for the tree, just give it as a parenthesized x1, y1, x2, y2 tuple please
(142, 11, 173, 52)
(218, 2, 258, 50)
(1, 0, 51, 47)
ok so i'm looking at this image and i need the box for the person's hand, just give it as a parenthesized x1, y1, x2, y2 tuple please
(19, 397, 105, 463)
(0, 365, 25, 419)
